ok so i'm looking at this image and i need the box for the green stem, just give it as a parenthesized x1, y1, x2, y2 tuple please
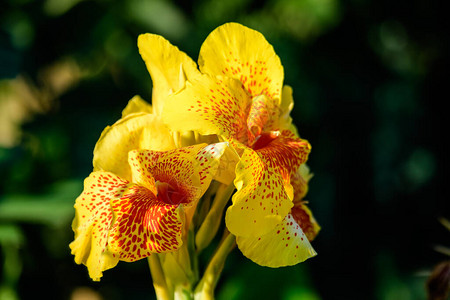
(148, 255, 172, 300)
(195, 184, 235, 252)
(194, 232, 236, 300)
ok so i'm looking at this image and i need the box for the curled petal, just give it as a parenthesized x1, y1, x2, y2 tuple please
(70, 172, 129, 281)
(278, 85, 295, 131)
(199, 22, 284, 101)
(291, 202, 320, 241)
(226, 145, 293, 238)
(93, 113, 176, 181)
(121, 95, 152, 118)
(256, 130, 311, 176)
(247, 94, 280, 142)
(236, 213, 317, 267)
(291, 164, 313, 202)
(163, 74, 252, 143)
(138, 33, 200, 115)
(129, 143, 228, 225)
(226, 132, 311, 237)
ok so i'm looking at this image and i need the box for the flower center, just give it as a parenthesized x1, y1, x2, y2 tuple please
(155, 181, 187, 205)
(251, 131, 280, 151)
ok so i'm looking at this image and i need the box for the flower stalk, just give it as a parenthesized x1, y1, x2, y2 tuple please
(195, 183, 235, 252)
(194, 232, 236, 300)
(148, 255, 172, 300)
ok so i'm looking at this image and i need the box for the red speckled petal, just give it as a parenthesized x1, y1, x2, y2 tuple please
(291, 164, 313, 202)
(70, 172, 129, 281)
(199, 23, 284, 101)
(291, 201, 320, 241)
(128, 143, 228, 225)
(247, 94, 280, 142)
(226, 131, 311, 237)
(108, 184, 184, 261)
(163, 74, 252, 143)
(236, 213, 317, 267)
(257, 130, 311, 176)
(129, 143, 226, 198)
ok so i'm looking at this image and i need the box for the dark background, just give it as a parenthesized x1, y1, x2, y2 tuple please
(0, 0, 448, 299)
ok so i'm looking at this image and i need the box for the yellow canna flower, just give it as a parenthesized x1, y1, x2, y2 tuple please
(136, 22, 318, 266)
(70, 143, 226, 281)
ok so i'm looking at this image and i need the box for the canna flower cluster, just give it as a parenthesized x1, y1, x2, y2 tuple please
(70, 22, 320, 298)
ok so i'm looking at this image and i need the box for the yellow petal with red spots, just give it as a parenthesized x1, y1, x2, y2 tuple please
(226, 131, 311, 237)
(93, 113, 176, 181)
(138, 33, 200, 116)
(163, 74, 252, 143)
(128, 143, 228, 225)
(107, 184, 185, 261)
(236, 213, 317, 267)
(255, 130, 311, 175)
(291, 201, 320, 241)
(199, 22, 284, 101)
(246, 94, 280, 143)
(121, 95, 152, 118)
(70, 172, 130, 281)
(291, 164, 313, 202)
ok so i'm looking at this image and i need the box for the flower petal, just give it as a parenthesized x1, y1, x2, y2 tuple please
(93, 113, 176, 181)
(163, 74, 252, 142)
(236, 213, 317, 267)
(256, 130, 311, 175)
(291, 202, 320, 241)
(226, 131, 311, 237)
(247, 94, 280, 142)
(226, 144, 293, 238)
(70, 172, 129, 281)
(138, 33, 200, 115)
(121, 95, 152, 118)
(107, 184, 184, 261)
(199, 22, 284, 101)
(128, 143, 228, 224)
(278, 85, 295, 131)
(291, 163, 313, 202)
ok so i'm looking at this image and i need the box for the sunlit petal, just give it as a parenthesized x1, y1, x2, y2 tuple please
(121, 95, 152, 118)
(163, 74, 252, 142)
(226, 131, 311, 237)
(108, 184, 184, 261)
(93, 113, 176, 181)
(199, 22, 284, 101)
(236, 213, 317, 267)
(138, 33, 200, 115)
(70, 172, 129, 281)
(129, 143, 228, 224)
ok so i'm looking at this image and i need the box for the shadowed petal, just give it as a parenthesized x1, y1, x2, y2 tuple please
(246, 94, 280, 142)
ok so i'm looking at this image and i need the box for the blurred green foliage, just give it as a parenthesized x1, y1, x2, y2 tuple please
(0, 0, 448, 299)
